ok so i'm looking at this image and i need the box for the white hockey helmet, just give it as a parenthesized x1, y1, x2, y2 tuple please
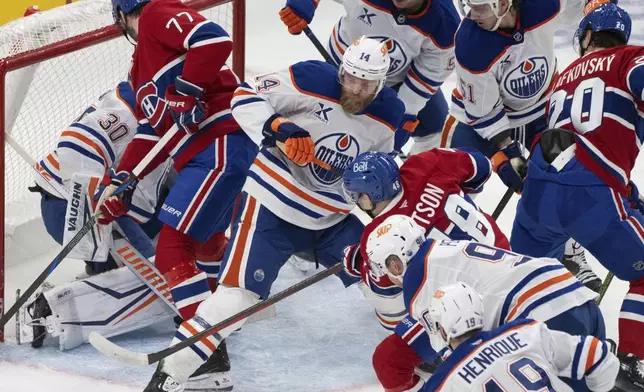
(457, 0, 514, 31)
(426, 282, 484, 348)
(365, 215, 426, 282)
(339, 36, 390, 95)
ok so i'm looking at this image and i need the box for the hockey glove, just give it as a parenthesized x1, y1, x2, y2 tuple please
(279, 0, 319, 35)
(94, 168, 137, 225)
(165, 76, 207, 135)
(342, 244, 363, 279)
(393, 114, 419, 155)
(491, 140, 527, 193)
(628, 181, 644, 214)
(263, 113, 315, 165)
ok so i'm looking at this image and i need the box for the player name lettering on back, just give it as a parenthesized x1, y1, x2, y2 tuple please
(458, 332, 528, 384)
(410, 182, 445, 227)
(555, 53, 617, 88)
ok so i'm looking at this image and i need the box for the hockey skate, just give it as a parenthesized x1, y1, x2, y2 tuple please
(616, 353, 644, 391)
(17, 282, 54, 348)
(144, 341, 232, 392)
(561, 241, 602, 293)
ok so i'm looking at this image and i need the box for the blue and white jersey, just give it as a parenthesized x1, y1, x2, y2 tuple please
(402, 240, 597, 344)
(231, 60, 402, 229)
(450, 0, 586, 140)
(423, 319, 619, 392)
(34, 82, 169, 223)
(329, 0, 459, 115)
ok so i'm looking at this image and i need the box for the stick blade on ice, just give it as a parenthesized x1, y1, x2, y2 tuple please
(88, 332, 151, 366)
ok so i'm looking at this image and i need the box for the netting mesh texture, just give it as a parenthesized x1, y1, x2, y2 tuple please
(2, 0, 234, 225)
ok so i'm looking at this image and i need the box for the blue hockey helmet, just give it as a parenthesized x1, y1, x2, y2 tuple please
(575, 3, 631, 51)
(112, 0, 151, 23)
(342, 152, 401, 205)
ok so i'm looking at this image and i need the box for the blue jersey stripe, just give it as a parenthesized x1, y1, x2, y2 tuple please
(186, 21, 230, 48)
(248, 171, 324, 219)
(403, 78, 433, 99)
(473, 110, 506, 130)
(57, 142, 105, 167)
(500, 264, 566, 323)
(69, 122, 116, 163)
(410, 63, 442, 87)
(571, 336, 584, 381)
(514, 281, 584, 321)
(39, 159, 63, 184)
(231, 96, 265, 110)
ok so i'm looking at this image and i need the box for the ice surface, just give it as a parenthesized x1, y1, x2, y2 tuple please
(2, 0, 644, 391)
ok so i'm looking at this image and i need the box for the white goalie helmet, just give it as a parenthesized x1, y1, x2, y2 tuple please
(365, 215, 426, 282)
(457, 0, 514, 31)
(339, 36, 391, 94)
(426, 282, 484, 348)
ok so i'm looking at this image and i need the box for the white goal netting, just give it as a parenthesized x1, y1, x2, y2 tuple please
(1, 0, 238, 233)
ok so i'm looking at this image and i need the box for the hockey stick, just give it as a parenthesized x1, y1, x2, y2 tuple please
(89, 263, 342, 365)
(0, 126, 180, 329)
(303, 27, 334, 65)
(595, 272, 614, 306)
(492, 188, 514, 220)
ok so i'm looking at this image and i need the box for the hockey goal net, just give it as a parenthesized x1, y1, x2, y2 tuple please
(0, 0, 245, 341)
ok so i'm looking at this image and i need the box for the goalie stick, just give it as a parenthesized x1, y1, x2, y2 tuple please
(89, 263, 342, 366)
(492, 188, 513, 220)
(0, 125, 180, 330)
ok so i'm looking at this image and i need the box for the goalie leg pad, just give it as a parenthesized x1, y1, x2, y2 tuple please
(41, 266, 175, 350)
(163, 285, 260, 383)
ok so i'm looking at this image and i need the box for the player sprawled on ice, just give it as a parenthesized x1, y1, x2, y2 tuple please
(141, 36, 405, 392)
(441, 0, 612, 292)
(279, 0, 460, 156)
(96, 0, 260, 389)
(340, 149, 509, 390)
(367, 215, 604, 391)
(421, 282, 619, 392)
(23, 81, 174, 351)
(511, 3, 644, 389)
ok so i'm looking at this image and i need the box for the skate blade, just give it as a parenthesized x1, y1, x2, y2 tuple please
(185, 371, 233, 392)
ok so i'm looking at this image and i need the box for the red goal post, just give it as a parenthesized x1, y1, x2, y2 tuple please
(0, 0, 245, 342)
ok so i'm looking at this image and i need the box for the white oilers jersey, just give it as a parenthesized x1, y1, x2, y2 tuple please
(231, 60, 402, 229)
(329, 0, 460, 115)
(424, 319, 619, 392)
(403, 240, 596, 338)
(450, 0, 586, 140)
(34, 82, 169, 223)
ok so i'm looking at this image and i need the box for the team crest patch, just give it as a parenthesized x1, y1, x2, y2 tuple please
(310, 133, 360, 185)
(136, 81, 167, 128)
(313, 102, 333, 124)
(368, 36, 408, 76)
(503, 56, 549, 99)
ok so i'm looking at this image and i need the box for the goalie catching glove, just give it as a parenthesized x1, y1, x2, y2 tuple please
(263, 113, 315, 165)
(279, 0, 319, 35)
(491, 140, 527, 193)
(165, 76, 207, 135)
(94, 168, 137, 225)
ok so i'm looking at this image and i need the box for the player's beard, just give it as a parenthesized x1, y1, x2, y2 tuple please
(340, 91, 376, 115)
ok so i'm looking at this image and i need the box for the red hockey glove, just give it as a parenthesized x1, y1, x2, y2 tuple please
(263, 114, 315, 165)
(165, 76, 207, 135)
(279, 0, 319, 35)
(94, 168, 136, 225)
(342, 244, 363, 279)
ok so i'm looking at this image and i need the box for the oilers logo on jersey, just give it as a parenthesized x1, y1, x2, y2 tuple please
(369, 36, 408, 76)
(311, 133, 359, 185)
(503, 57, 549, 99)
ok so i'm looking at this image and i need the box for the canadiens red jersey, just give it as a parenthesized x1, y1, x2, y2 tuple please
(358, 148, 510, 264)
(547, 45, 644, 196)
(118, 0, 241, 177)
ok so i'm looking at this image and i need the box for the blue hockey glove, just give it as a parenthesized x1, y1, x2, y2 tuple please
(392, 114, 419, 155)
(491, 140, 527, 193)
(165, 76, 207, 135)
(94, 168, 137, 225)
(279, 0, 319, 35)
(628, 181, 644, 214)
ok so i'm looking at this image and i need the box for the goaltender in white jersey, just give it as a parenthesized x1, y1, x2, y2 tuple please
(422, 283, 619, 392)
(22, 81, 174, 351)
